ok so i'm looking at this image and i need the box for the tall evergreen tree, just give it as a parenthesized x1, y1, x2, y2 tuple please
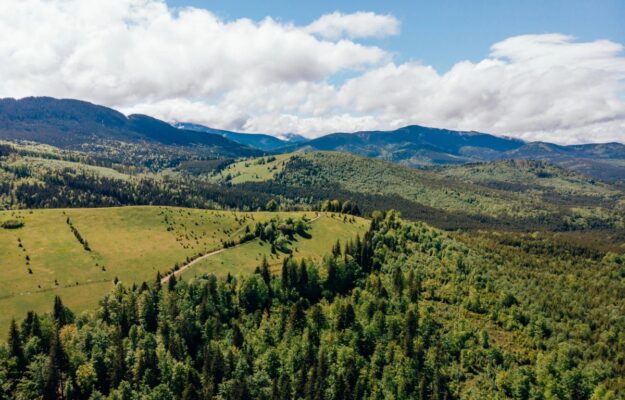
(52, 296, 68, 327)
(168, 274, 177, 291)
(260, 255, 271, 284)
(7, 319, 25, 371)
(44, 329, 66, 400)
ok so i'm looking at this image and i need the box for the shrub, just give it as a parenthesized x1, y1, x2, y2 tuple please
(1, 219, 24, 229)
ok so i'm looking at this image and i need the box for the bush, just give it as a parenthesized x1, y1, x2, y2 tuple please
(1, 219, 24, 229)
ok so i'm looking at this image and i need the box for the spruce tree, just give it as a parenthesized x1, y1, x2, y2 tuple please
(7, 319, 25, 371)
(168, 274, 177, 291)
(155, 271, 163, 291)
(281, 257, 290, 289)
(260, 255, 271, 284)
(44, 329, 66, 400)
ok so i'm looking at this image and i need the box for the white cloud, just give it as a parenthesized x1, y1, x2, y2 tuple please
(1, 0, 625, 144)
(305, 11, 400, 40)
(0, 0, 386, 106)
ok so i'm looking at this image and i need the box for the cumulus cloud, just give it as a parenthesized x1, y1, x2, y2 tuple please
(1, 0, 625, 144)
(0, 0, 386, 106)
(332, 34, 625, 143)
(305, 11, 400, 40)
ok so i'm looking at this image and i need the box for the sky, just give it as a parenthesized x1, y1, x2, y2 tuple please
(1, 0, 625, 144)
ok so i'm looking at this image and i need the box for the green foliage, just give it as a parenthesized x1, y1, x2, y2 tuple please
(273, 152, 625, 231)
(1, 212, 623, 399)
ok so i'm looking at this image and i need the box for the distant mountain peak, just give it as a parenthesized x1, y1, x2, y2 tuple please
(275, 132, 309, 143)
(173, 122, 292, 151)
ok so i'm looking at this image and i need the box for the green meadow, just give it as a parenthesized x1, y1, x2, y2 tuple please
(0, 206, 368, 334)
(180, 213, 369, 279)
(216, 153, 293, 183)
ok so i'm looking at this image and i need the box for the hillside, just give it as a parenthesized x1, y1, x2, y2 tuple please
(4, 97, 625, 181)
(285, 125, 524, 165)
(4, 141, 624, 235)
(0, 97, 261, 161)
(0, 141, 285, 210)
(0, 206, 368, 333)
(285, 125, 625, 181)
(174, 122, 297, 151)
(2, 212, 624, 398)
(213, 151, 625, 233)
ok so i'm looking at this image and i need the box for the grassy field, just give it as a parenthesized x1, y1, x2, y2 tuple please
(216, 154, 293, 183)
(180, 213, 369, 279)
(0, 206, 368, 334)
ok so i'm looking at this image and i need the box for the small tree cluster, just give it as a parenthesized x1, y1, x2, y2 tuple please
(66, 217, 91, 251)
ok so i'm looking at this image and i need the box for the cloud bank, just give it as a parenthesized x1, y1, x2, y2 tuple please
(1, 0, 624, 144)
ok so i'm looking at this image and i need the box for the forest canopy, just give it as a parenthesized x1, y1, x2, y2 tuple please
(1, 211, 623, 399)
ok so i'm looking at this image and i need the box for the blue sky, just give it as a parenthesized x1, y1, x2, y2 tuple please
(3, 0, 625, 143)
(167, 0, 625, 73)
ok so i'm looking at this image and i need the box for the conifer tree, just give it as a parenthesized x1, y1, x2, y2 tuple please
(7, 319, 25, 371)
(168, 274, 177, 291)
(260, 255, 271, 284)
(44, 329, 66, 400)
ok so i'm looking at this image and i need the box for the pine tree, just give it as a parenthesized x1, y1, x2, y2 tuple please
(109, 330, 125, 388)
(30, 312, 42, 339)
(7, 319, 25, 371)
(155, 271, 163, 291)
(44, 329, 66, 400)
(403, 308, 419, 357)
(407, 269, 421, 303)
(392, 267, 404, 293)
(297, 260, 308, 295)
(332, 239, 341, 257)
(53, 295, 68, 327)
(281, 257, 290, 289)
(168, 274, 177, 291)
(260, 255, 271, 284)
(326, 259, 337, 294)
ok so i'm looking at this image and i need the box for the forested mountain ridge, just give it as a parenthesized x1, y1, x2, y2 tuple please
(3, 97, 625, 181)
(215, 151, 625, 234)
(284, 125, 625, 181)
(285, 125, 525, 161)
(0, 97, 261, 159)
(1, 212, 623, 399)
(174, 123, 301, 151)
(3, 139, 625, 240)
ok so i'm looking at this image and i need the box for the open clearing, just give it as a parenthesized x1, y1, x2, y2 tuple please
(216, 153, 294, 183)
(0, 206, 368, 334)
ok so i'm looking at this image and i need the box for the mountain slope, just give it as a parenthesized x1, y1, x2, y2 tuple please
(175, 122, 311, 150)
(174, 122, 289, 151)
(285, 125, 625, 181)
(0, 97, 260, 157)
(285, 125, 525, 166)
(214, 151, 625, 232)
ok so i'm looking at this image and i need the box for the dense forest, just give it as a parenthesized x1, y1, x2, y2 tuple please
(1, 212, 623, 399)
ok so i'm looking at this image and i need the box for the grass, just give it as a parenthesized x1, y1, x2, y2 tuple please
(0, 206, 368, 334)
(180, 213, 369, 279)
(216, 154, 293, 183)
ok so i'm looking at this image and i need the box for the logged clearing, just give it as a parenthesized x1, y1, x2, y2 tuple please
(0, 206, 368, 334)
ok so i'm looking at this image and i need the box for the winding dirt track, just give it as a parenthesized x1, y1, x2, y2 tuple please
(161, 214, 322, 283)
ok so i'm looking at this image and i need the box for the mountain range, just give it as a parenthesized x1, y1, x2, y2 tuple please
(173, 122, 304, 151)
(1, 96, 625, 181)
(285, 126, 625, 181)
(0, 97, 261, 157)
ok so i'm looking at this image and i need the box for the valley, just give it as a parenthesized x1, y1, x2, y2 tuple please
(0, 97, 624, 399)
